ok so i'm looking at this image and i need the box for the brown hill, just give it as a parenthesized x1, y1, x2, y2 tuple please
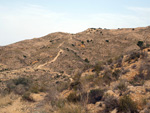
(0, 26, 150, 75)
(0, 26, 150, 113)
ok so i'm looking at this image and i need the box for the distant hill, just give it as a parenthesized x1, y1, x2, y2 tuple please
(0, 26, 150, 75)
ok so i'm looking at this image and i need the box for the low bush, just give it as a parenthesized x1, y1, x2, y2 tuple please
(94, 62, 104, 76)
(22, 92, 34, 102)
(112, 69, 121, 80)
(118, 95, 137, 112)
(84, 58, 89, 63)
(81, 41, 84, 44)
(83, 74, 95, 82)
(67, 92, 80, 103)
(70, 81, 81, 91)
(107, 59, 113, 65)
(103, 70, 112, 84)
(6, 77, 31, 94)
(104, 95, 118, 112)
(88, 89, 104, 104)
(57, 82, 69, 92)
(0, 94, 13, 107)
(126, 52, 140, 63)
(117, 82, 127, 92)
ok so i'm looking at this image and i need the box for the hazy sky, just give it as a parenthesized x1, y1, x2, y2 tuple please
(0, 0, 150, 45)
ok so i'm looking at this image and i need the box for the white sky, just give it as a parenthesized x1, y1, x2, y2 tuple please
(0, 0, 150, 45)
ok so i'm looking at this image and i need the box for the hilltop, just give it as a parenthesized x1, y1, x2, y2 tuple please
(0, 26, 150, 113)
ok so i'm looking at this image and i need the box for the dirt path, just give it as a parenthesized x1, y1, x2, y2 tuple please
(37, 42, 64, 69)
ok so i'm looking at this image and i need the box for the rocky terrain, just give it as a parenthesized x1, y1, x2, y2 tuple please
(0, 26, 150, 113)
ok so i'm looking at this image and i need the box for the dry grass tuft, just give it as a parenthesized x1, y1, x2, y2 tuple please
(56, 103, 86, 113)
(0, 94, 13, 107)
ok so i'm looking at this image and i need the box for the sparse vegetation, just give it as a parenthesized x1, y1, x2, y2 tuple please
(56, 103, 85, 113)
(0, 94, 13, 107)
(1, 27, 150, 112)
(126, 52, 140, 63)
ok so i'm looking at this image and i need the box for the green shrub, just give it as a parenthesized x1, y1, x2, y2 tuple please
(137, 41, 144, 49)
(88, 89, 104, 104)
(84, 58, 89, 63)
(105, 40, 109, 42)
(81, 41, 84, 44)
(118, 95, 137, 112)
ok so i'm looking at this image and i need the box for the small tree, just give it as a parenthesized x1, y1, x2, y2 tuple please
(137, 41, 144, 50)
(81, 41, 84, 44)
(84, 58, 89, 63)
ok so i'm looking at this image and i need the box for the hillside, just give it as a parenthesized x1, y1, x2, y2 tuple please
(0, 26, 150, 113)
(0, 27, 150, 73)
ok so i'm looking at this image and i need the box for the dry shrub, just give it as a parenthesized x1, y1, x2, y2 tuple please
(70, 81, 81, 91)
(112, 69, 121, 80)
(118, 95, 138, 112)
(67, 92, 80, 103)
(5, 77, 31, 95)
(0, 94, 13, 107)
(22, 92, 34, 102)
(117, 81, 127, 92)
(126, 52, 140, 63)
(57, 81, 69, 92)
(104, 95, 118, 112)
(103, 69, 112, 84)
(56, 103, 85, 113)
(94, 62, 104, 76)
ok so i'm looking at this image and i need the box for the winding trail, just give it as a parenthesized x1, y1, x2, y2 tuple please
(37, 42, 64, 69)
